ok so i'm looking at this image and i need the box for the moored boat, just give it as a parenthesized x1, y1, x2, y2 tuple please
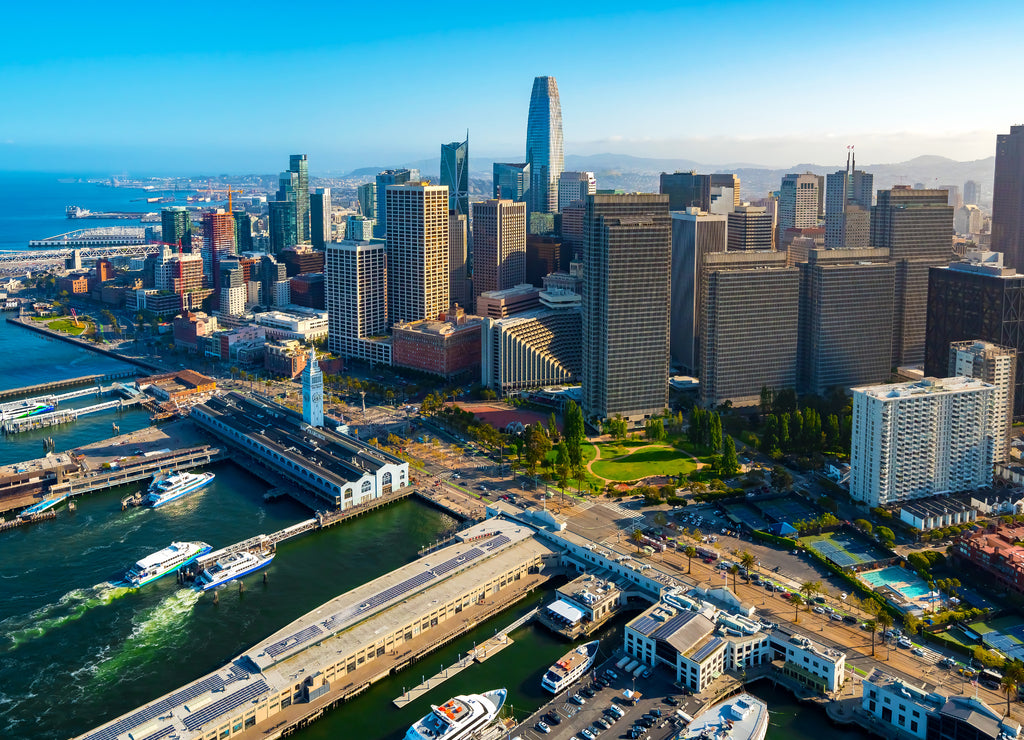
(124, 541, 212, 587)
(194, 550, 274, 591)
(541, 640, 600, 694)
(145, 470, 215, 508)
(404, 688, 507, 740)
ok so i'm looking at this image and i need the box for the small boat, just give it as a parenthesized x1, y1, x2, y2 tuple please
(194, 550, 274, 591)
(542, 640, 600, 694)
(19, 494, 69, 518)
(145, 470, 215, 508)
(124, 541, 212, 587)
(404, 689, 507, 740)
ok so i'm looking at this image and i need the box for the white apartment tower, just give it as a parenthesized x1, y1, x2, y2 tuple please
(557, 171, 597, 212)
(850, 377, 996, 507)
(949, 341, 1017, 464)
(325, 240, 392, 364)
(385, 184, 449, 327)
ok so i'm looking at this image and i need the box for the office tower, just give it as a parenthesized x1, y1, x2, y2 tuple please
(941, 185, 963, 209)
(963, 180, 981, 207)
(872, 186, 954, 366)
(992, 125, 1024, 269)
(309, 187, 331, 249)
(233, 211, 253, 252)
(582, 193, 671, 424)
(201, 210, 236, 288)
(161, 206, 192, 250)
(950, 340, 1016, 463)
(560, 200, 586, 259)
(289, 272, 325, 310)
(289, 154, 310, 242)
(670, 209, 727, 374)
(710, 174, 741, 208)
(558, 171, 596, 212)
(779, 173, 821, 236)
(281, 245, 324, 277)
(525, 235, 562, 285)
(726, 206, 773, 251)
(301, 348, 323, 428)
(375, 168, 419, 237)
(325, 240, 391, 364)
(825, 153, 873, 249)
(440, 136, 469, 216)
(492, 162, 530, 202)
(471, 199, 527, 298)
(526, 76, 564, 214)
(258, 254, 286, 307)
(449, 212, 469, 309)
(269, 201, 298, 253)
(955, 205, 984, 236)
(385, 184, 449, 328)
(925, 251, 1024, 419)
(797, 248, 895, 395)
(357, 183, 377, 218)
(659, 172, 740, 212)
(476, 284, 541, 318)
(700, 251, 799, 409)
(850, 377, 995, 507)
(218, 260, 246, 316)
(345, 215, 375, 242)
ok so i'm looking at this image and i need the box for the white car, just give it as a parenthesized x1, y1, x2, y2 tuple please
(537, 721, 551, 734)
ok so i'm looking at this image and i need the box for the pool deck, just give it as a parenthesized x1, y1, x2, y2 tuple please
(859, 566, 946, 614)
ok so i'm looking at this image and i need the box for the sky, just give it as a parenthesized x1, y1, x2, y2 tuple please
(1, 0, 1022, 175)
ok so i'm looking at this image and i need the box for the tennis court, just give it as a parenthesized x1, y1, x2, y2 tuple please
(970, 618, 1024, 662)
(803, 531, 888, 569)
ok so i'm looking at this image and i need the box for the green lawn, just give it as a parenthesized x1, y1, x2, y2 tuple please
(591, 445, 699, 482)
(47, 318, 87, 336)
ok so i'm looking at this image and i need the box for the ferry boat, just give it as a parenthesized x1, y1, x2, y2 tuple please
(0, 399, 55, 422)
(145, 470, 215, 508)
(194, 550, 274, 591)
(679, 693, 768, 740)
(541, 640, 600, 694)
(404, 689, 507, 740)
(124, 541, 212, 587)
(18, 493, 69, 518)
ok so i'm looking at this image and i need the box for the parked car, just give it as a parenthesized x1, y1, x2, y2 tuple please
(664, 696, 679, 706)
(912, 647, 926, 657)
(813, 606, 826, 614)
(830, 613, 843, 622)
(537, 721, 551, 734)
(545, 712, 562, 725)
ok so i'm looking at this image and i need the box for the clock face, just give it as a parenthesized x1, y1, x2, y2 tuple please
(313, 392, 322, 404)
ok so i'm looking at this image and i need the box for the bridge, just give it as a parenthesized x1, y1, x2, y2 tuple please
(0, 243, 161, 273)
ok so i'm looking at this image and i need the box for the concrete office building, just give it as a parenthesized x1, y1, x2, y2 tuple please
(963, 179, 981, 207)
(385, 184, 449, 328)
(257, 254, 287, 307)
(345, 215, 375, 242)
(375, 168, 419, 237)
(850, 377, 996, 507)
(825, 158, 873, 249)
(925, 251, 1024, 419)
(448, 211, 470, 310)
(659, 172, 741, 212)
(475, 283, 541, 319)
(357, 182, 376, 219)
(471, 199, 527, 298)
(560, 200, 586, 259)
(797, 248, 895, 395)
(582, 193, 671, 424)
(949, 340, 1016, 463)
(872, 186, 955, 366)
(670, 209, 727, 374)
(992, 126, 1024, 269)
(727, 205, 773, 251)
(779, 173, 822, 237)
(700, 251, 799, 409)
(492, 162, 530, 202)
(309, 187, 331, 249)
(955, 205, 984, 236)
(557, 171, 596, 212)
(440, 136, 469, 216)
(526, 76, 564, 214)
(325, 240, 392, 365)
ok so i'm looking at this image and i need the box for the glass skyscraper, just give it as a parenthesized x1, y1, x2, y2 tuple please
(441, 135, 469, 216)
(493, 162, 530, 203)
(289, 154, 310, 243)
(526, 76, 564, 215)
(161, 206, 192, 250)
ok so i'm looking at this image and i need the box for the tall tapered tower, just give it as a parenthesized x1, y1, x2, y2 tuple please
(526, 76, 564, 215)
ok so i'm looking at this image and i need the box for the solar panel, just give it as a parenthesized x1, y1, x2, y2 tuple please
(691, 636, 724, 663)
(264, 624, 324, 658)
(139, 726, 175, 740)
(430, 547, 484, 576)
(652, 613, 696, 641)
(482, 534, 510, 550)
(630, 616, 658, 636)
(182, 680, 269, 731)
(166, 675, 225, 708)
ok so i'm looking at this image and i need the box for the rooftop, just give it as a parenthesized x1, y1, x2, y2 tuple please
(901, 496, 975, 519)
(854, 376, 994, 400)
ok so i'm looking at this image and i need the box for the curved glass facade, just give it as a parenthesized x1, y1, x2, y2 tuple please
(526, 76, 564, 215)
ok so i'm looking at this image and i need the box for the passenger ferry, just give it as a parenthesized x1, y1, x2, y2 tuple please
(145, 470, 215, 508)
(124, 541, 212, 587)
(194, 550, 274, 591)
(679, 693, 769, 740)
(404, 689, 507, 740)
(541, 640, 600, 694)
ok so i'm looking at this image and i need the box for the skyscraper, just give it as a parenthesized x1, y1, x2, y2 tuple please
(872, 186, 954, 366)
(275, 170, 302, 248)
(471, 199, 527, 299)
(301, 348, 323, 428)
(201, 210, 236, 286)
(385, 184, 449, 328)
(269, 201, 298, 253)
(258, 254, 287, 307)
(375, 168, 419, 237)
(778, 173, 822, 235)
(526, 76, 564, 214)
(659, 172, 741, 212)
(440, 136, 469, 216)
(325, 240, 391, 364)
(233, 211, 253, 252)
(309, 187, 332, 249)
(449, 212, 469, 310)
(949, 340, 1016, 463)
(963, 179, 981, 207)
(992, 125, 1024, 270)
(558, 171, 596, 212)
(726, 206, 773, 251)
(582, 193, 671, 424)
(289, 154, 310, 243)
(493, 162, 530, 202)
(670, 209, 727, 374)
(824, 153, 873, 249)
(357, 183, 377, 219)
(161, 206, 192, 250)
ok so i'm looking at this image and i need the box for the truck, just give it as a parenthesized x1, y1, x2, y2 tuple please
(632, 663, 647, 678)
(616, 656, 631, 670)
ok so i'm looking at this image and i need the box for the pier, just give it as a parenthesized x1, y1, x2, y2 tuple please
(0, 370, 137, 401)
(2, 388, 146, 434)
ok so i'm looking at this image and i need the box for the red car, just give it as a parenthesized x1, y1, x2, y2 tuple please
(703, 557, 714, 564)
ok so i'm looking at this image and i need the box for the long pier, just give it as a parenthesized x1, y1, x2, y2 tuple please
(2, 392, 145, 434)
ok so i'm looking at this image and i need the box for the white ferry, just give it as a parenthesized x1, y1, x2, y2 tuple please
(145, 470, 215, 508)
(194, 550, 274, 591)
(124, 541, 212, 587)
(678, 693, 769, 740)
(541, 640, 600, 694)
(404, 688, 507, 740)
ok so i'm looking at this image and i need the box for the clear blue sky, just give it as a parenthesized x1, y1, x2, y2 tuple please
(1, 0, 1021, 174)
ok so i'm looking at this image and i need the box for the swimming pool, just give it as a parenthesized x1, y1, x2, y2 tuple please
(861, 566, 933, 601)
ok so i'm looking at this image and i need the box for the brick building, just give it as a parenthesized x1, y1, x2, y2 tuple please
(952, 524, 1024, 594)
(58, 274, 89, 294)
(392, 308, 483, 379)
(264, 339, 309, 378)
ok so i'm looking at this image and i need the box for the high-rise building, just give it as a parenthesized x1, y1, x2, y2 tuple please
(582, 193, 671, 424)
(289, 154, 310, 243)
(258, 254, 287, 307)
(386, 184, 449, 328)
(492, 162, 530, 202)
(309, 187, 332, 249)
(726, 205, 773, 251)
(963, 179, 981, 207)
(471, 199, 527, 298)
(797, 248, 895, 395)
(778, 173, 822, 235)
(560, 200, 586, 259)
(940, 185, 963, 210)
(301, 348, 323, 428)
(154, 246, 205, 311)
(670, 209, 727, 374)
(992, 125, 1024, 269)
(269, 200, 298, 253)
(700, 251, 800, 409)
(218, 259, 246, 316)
(345, 215, 375, 242)
(449, 212, 469, 310)
(872, 186, 954, 366)
(325, 240, 391, 365)
(161, 207, 192, 250)
(850, 377, 995, 507)
(526, 76, 564, 214)
(357, 183, 377, 219)
(201, 210, 236, 287)
(824, 154, 873, 249)
(375, 168, 419, 237)
(949, 340, 1016, 463)
(955, 205, 984, 236)
(440, 136, 469, 216)
(558, 171, 596, 212)
(233, 212, 253, 252)
(525, 235, 562, 285)
(925, 251, 1024, 420)
(659, 172, 741, 212)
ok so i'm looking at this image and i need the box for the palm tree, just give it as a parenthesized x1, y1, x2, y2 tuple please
(865, 620, 879, 656)
(739, 551, 756, 579)
(877, 611, 894, 654)
(790, 593, 803, 623)
(1002, 662, 1024, 717)
(684, 546, 697, 574)
(799, 580, 821, 605)
(862, 600, 881, 656)
(729, 564, 740, 592)
(631, 528, 644, 554)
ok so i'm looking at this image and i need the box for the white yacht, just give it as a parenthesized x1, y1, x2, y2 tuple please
(194, 550, 274, 591)
(541, 640, 600, 693)
(124, 541, 212, 587)
(404, 689, 507, 740)
(145, 470, 215, 508)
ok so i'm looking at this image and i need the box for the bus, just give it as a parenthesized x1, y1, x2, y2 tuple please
(979, 668, 1002, 689)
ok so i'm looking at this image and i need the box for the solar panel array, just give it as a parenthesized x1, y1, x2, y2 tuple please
(630, 615, 659, 636)
(691, 636, 724, 663)
(139, 726, 175, 740)
(166, 676, 226, 708)
(264, 624, 324, 658)
(481, 534, 510, 551)
(226, 664, 250, 682)
(83, 673, 224, 740)
(651, 613, 696, 641)
(430, 547, 483, 576)
(182, 680, 269, 732)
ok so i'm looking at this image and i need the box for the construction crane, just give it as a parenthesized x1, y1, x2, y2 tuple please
(227, 187, 244, 213)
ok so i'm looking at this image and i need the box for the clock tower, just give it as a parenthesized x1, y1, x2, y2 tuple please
(302, 347, 324, 428)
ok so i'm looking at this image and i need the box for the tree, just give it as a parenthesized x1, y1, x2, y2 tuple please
(790, 593, 803, 622)
(799, 580, 821, 604)
(548, 412, 560, 442)
(645, 418, 666, 442)
(525, 424, 552, 476)
(854, 518, 873, 535)
(862, 600, 882, 656)
(739, 551, 756, 578)
(729, 564, 740, 592)
(760, 386, 774, 416)
(877, 611, 894, 644)
(564, 401, 585, 471)
(1002, 662, 1024, 717)
(877, 526, 896, 548)
(771, 466, 793, 492)
(684, 546, 697, 574)
(631, 528, 644, 553)
(709, 412, 723, 452)
(720, 436, 740, 477)
(555, 440, 570, 491)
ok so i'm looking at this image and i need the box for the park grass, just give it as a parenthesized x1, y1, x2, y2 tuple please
(47, 318, 87, 336)
(939, 627, 978, 650)
(591, 445, 699, 481)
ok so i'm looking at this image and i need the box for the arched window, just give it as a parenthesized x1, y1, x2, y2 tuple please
(361, 480, 372, 493)
(382, 472, 392, 486)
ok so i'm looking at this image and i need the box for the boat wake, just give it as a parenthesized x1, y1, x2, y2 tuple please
(1, 582, 133, 651)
